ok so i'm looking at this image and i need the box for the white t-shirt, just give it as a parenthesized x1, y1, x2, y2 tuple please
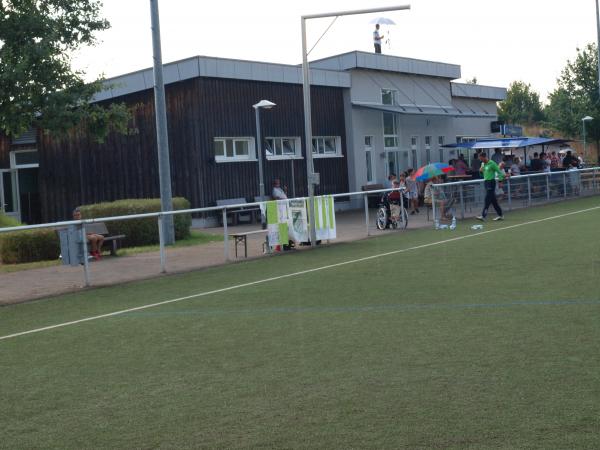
(272, 186, 287, 200)
(373, 30, 381, 44)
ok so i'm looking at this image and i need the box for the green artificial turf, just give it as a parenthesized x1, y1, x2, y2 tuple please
(1, 197, 600, 449)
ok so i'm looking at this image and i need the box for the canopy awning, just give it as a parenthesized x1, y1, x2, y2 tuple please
(443, 137, 571, 150)
(352, 102, 493, 118)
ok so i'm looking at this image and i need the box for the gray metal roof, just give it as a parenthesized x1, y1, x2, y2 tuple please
(352, 102, 495, 118)
(309, 51, 461, 80)
(93, 55, 351, 102)
(451, 82, 506, 101)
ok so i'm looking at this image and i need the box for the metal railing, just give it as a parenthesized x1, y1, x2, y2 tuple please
(1, 167, 598, 289)
(430, 167, 600, 225)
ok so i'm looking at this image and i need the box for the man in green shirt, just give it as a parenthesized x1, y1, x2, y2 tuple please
(476, 152, 506, 221)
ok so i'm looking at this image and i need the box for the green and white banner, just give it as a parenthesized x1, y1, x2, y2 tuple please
(266, 200, 289, 247)
(264, 196, 336, 246)
(313, 195, 336, 240)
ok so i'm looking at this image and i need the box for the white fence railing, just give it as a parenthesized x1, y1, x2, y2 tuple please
(429, 167, 600, 225)
(1, 167, 598, 288)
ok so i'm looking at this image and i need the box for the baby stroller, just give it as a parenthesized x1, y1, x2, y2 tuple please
(376, 190, 408, 230)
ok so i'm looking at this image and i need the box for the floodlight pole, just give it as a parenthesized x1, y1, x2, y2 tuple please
(596, 0, 600, 100)
(301, 5, 410, 246)
(150, 0, 174, 245)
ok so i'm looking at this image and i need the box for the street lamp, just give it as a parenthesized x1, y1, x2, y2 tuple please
(253, 100, 276, 198)
(301, 4, 410, 246)
(582, 115, 593, 159)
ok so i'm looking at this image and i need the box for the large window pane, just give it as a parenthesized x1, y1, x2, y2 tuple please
(14, 151, 39, 166)
(234, 140, 248, 156)
(282, 139, 295, 155)
(383, 113, 396, 135)
(366, 150, 373, 182)
(381, 89, 395, 105)
(324, 138, 336, 153)
(226, 140, 234, 157)
(265, 139, 275, 156)
(384, 137, 397, 148)
(214, 140, 225, 157)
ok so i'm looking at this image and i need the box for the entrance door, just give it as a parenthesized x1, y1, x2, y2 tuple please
(1, 169, 20, 222)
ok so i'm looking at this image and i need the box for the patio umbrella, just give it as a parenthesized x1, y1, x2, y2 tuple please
(369, 17, 397, 25)
(413, 163, 454, 182)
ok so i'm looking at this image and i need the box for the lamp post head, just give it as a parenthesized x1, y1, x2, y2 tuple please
(253, 100, 276, 110)
(582, 115, 593, 122)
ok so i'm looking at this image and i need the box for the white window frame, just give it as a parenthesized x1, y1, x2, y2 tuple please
(10, 149, 39, 169)
(383, 112, 398, 149)
(265, 137, 302, 160)
(214, 137, 256, 163)
(410, 135, 419, 168)
(438, 136, 445, 162)
(364, 135, 375, 184)
(424, 136, 432, 164)
(381, 88, 398, 106)
(312, 136, 342, 158)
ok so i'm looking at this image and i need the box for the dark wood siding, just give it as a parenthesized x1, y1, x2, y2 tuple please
(0, 134, 10, 167)
(39, 77, 349, 222)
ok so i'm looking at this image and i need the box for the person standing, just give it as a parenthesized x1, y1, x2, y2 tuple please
(271, 178, 288, 200)
(373, 24, 384, 54)
(476, 152, 506, 221)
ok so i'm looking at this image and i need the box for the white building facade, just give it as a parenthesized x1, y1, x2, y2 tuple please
(310, 51, 507, 192)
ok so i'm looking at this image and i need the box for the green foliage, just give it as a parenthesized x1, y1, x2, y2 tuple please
(545, 43, 600, 144)
(0, 213, 21, 228)
(0, 229, 60, 264)
(78, 198, 192, 247)
(498, 81, 544, 125)
(0, 0, 131, 141)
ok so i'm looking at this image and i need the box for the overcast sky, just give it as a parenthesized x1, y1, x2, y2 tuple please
(73, 0, 598, 102)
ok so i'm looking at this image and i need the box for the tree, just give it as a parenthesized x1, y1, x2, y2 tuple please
(545, 43, 600, 157)
(465, 77, 478, 84)
(0, 0, 130, 140)
(497, 81, 544, 125)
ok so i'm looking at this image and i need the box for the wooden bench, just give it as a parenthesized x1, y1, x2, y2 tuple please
(84, 222, 126, 256)
(216, 198, 260, 226)
(230, 229, 268, 258)
(361, 183, 385, 208)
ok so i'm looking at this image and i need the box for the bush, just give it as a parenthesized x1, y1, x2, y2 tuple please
(0, 229, 60, 264)
(0, 213, 21, 228)
(78, 198, 192, 247)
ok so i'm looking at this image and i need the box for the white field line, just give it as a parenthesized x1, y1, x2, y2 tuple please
(2, 204, 599, 342)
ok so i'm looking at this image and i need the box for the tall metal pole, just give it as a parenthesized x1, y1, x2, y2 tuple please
(255, 108, 265, 198)
(150, 0, 174, 245)
(300, 5, 410, 246)
(596, 0, 600, 165)
(583, 119, 587, 158)
(596, 0, 600, 100)
(301, 17, 318, 246)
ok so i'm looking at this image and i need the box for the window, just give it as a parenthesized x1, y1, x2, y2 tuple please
(411, 136, 419, 168)
(381, 89, 397, 105)
(438, 136, 445, 163)
(214, 137, 255, 162)
(383, 113, 398, 148)
(265, 137, 300, 159)
(424, 136, 432, 164)
(312, 136, 341, 157)
(10, 149, 39, 168)
(364, 135, 374, 183)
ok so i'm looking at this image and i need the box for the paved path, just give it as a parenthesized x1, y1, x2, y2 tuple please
(0, 208, 433, 305)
